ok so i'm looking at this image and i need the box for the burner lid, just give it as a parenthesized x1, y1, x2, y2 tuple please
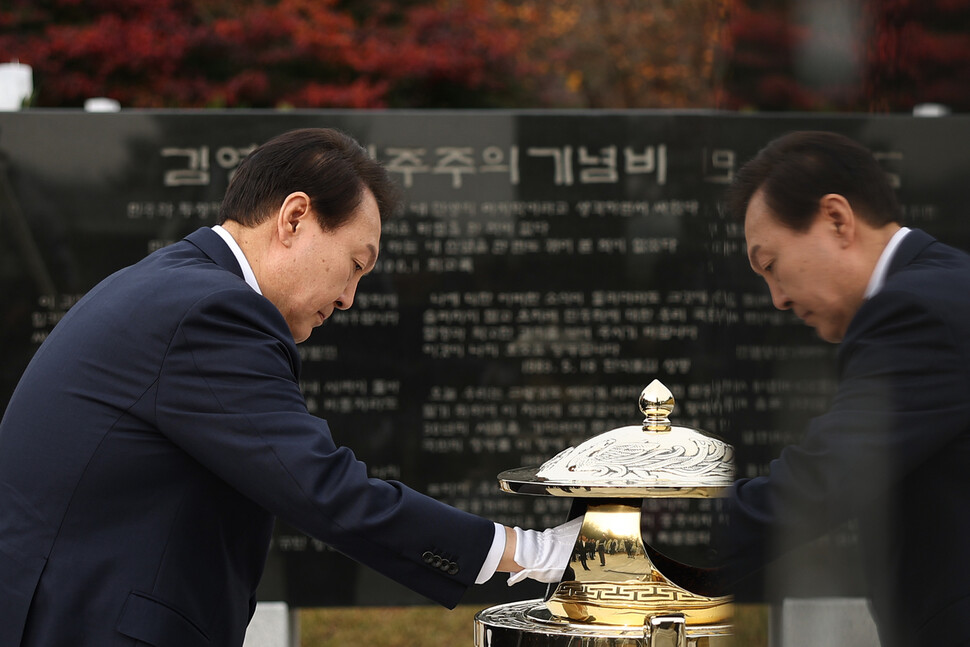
(498, 380, 734, 498)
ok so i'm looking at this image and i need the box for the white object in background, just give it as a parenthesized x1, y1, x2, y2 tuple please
(243, 602, 300, 647)
(84, 97, 121, 112)
(778, 597, 881, 647)
(913, 103, 950, 117)
(0, 62, 32, 111)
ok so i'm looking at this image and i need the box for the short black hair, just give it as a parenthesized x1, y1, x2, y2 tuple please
(218, 128, 401, 230)
(725, 131, 902, 231)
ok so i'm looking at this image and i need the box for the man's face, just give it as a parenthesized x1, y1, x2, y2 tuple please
(744, 189, 859, 343)
(274, 190, 381, 343)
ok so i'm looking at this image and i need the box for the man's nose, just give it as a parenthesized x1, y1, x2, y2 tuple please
(769, 282, 792, 310)
(335, 281, 358, 310)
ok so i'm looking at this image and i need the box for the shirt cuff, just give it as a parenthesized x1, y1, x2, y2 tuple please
(475, 522, 506, 584)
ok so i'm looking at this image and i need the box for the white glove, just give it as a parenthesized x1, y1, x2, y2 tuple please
(507, 516, 584, 585)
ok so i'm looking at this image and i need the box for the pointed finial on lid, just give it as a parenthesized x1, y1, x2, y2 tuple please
(639, 379, 674, 432)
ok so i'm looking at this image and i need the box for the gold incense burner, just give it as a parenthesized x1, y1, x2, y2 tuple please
(474, 380, 734, 647)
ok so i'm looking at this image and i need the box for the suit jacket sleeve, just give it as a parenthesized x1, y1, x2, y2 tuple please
(716, 283, 970, 577)
(151, 284, 494, 608)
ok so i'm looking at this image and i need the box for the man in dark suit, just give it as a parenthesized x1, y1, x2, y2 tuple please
(0, 128, 576, 646)
(718, 131, 970, 647)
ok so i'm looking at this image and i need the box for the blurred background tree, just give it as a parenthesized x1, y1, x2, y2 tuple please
(482, 0, 728, 108)
(719, 0, 970, 111)
(0, 0, 967, 111)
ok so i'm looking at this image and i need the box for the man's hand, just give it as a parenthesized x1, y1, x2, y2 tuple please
(503, 517, 584, 585)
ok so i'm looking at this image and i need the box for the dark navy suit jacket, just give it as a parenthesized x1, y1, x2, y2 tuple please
(0, 227, 494, 646)
(719, 229, 970, 647)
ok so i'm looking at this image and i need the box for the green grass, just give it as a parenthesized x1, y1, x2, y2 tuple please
(299, 604, 770, 646)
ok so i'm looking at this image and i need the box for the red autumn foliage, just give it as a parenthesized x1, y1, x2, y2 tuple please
(2, 0, 968, 111)
(0, 0, 529, 108)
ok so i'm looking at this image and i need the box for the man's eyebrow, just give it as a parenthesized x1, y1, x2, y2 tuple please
(363, 243, 379, 274)
(748, 243, 761, 266)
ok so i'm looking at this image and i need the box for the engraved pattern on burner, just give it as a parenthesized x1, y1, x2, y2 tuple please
(554, 582, 722, 609)
(538, 435, 733, 483)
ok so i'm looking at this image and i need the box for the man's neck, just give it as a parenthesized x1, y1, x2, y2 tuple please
(864, 224, 910, 299)
(219, 220, 272, 283)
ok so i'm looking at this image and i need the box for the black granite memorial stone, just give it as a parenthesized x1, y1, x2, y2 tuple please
(1, 111, 967, 606)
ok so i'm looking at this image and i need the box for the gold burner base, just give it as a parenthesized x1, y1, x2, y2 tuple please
(545, 501, 731, 628)
(548, 580, 732, 627)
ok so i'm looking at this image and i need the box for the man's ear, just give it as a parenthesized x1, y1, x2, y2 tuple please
(276, 192, 312, 248)
(818, 193, 856, 247)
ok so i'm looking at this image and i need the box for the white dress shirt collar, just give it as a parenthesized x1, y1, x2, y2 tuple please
(211, 225, 262, 295)
(864, 226, 911, 299)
